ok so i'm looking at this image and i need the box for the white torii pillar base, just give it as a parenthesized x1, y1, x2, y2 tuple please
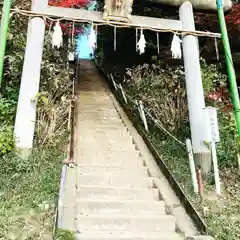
(179, 1, 212, 176)
(14, 17, 45, 156)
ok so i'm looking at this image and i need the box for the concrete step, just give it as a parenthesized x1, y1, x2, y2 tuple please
(76, 154, 143, 166)
(77, 174, 153, 188)
(78, 94, 109, 97)
(76, 215, 176, 232)
(77, 113, 120, 118)
(77, 138, 134, 148)
(78, 116, 121, 122)
(78, 112, 119, 117)
(78, 103, 114, 108)
(78, 123, 124, 130)
(77, 133, 133, 142)
(77, 141, 135, 151)
(76, 231, 183, 240)
(78, 126, 129, 133)
(77, 199, 165, 216)
(78, 108, 118, 114)
(78, 119, 123, 126)
(78, 115, 120, 121)
(76, 165, 149, 176)
(78, 105, 116, 110)
(79, 86, 107, 90)
(77, 144, 136, 153)
(75, 136, 134, 145)
(77, 139, 136, 151)
(78, 126, 125, 132)
(78, 103, 114, 107)
(77, 148, 140, 157)
(77, 186, 159, 200)
(79, 95, 109, 99)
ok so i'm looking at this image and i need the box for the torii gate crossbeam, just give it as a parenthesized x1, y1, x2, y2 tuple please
(41, 6, 183, 31)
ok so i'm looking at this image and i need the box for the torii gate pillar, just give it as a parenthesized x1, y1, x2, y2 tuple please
(14, 0, 47, 156)
(180, 1, 212, 176)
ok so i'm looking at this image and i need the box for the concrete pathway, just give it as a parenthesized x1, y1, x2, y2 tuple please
(58, 60, 198, 239)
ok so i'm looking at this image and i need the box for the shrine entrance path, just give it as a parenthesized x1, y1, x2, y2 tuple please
(58, 60, 196, 239)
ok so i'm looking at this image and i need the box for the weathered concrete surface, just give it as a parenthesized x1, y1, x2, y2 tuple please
(59, 61, 184, 239)
(59, 60, 214, 239)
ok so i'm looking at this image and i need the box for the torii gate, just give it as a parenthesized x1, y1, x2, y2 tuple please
(14, 0, 220, 174)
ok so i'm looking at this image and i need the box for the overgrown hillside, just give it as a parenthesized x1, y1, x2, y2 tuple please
(0, 1, 73, 239)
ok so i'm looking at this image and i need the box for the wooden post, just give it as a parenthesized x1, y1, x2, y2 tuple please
(179, 1, 212, 177)
(14, 0, 47, 156)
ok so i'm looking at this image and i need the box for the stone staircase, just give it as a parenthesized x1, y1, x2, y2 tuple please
(60, 61, 186, 239)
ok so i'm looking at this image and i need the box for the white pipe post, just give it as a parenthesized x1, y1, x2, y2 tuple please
(119, 84, 127, 104)
(136, 100, 142, 119)
(238, 153, 240, 170)
(179, 1, 212, 176)
(110, 73, 117, 90)
(14, 0, 47, 156)
(186, 139, 198, 194)
(139, 100, 149, 132)
(211, 141, 221, 195)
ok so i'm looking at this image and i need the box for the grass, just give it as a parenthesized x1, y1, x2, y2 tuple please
(55, 229, 75, 240)
(0, 140, 68, 239)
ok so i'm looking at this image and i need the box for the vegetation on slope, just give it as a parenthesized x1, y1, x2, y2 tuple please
(96, 49, 240, 239)
(0, 5, 73, 239)
(125, 59, 240, 239)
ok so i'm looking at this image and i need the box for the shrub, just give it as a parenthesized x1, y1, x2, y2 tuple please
(125, 60, 188, 133)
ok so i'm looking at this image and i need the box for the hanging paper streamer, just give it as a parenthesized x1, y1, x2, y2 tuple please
(52, 21, 63, 49)
(156, 32, 160, 55)
(72, 22, 75, 43)
(137, 29, 146, 55)
(114, 27, 117, 51)
(68, 21, 75, 61)
(68, 52, 75, 61)
(214, 38, 219, 60)
(75, 33, 81, 59)
(88, 25, 97, 51)
(136, 28, 138, 52)
(170, 34, 182, 59)
(95, 25, 98, 49)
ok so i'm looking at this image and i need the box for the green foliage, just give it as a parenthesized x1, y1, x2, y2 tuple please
(200, 58, 227, 93)
(125, 59, 188, 133)
(0, 15, 28, 156)
(0, 97, 16, 154)
(0, 149, 65, 239)
(95, 47, 104, 66)
(0, 97, 16, 124)
(55, 229, 75, 240)
(0, 126, 15, 155)
(200, 58, 238, 168)
(0, 9, 72, 239)
(113, 57, 239, 239)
